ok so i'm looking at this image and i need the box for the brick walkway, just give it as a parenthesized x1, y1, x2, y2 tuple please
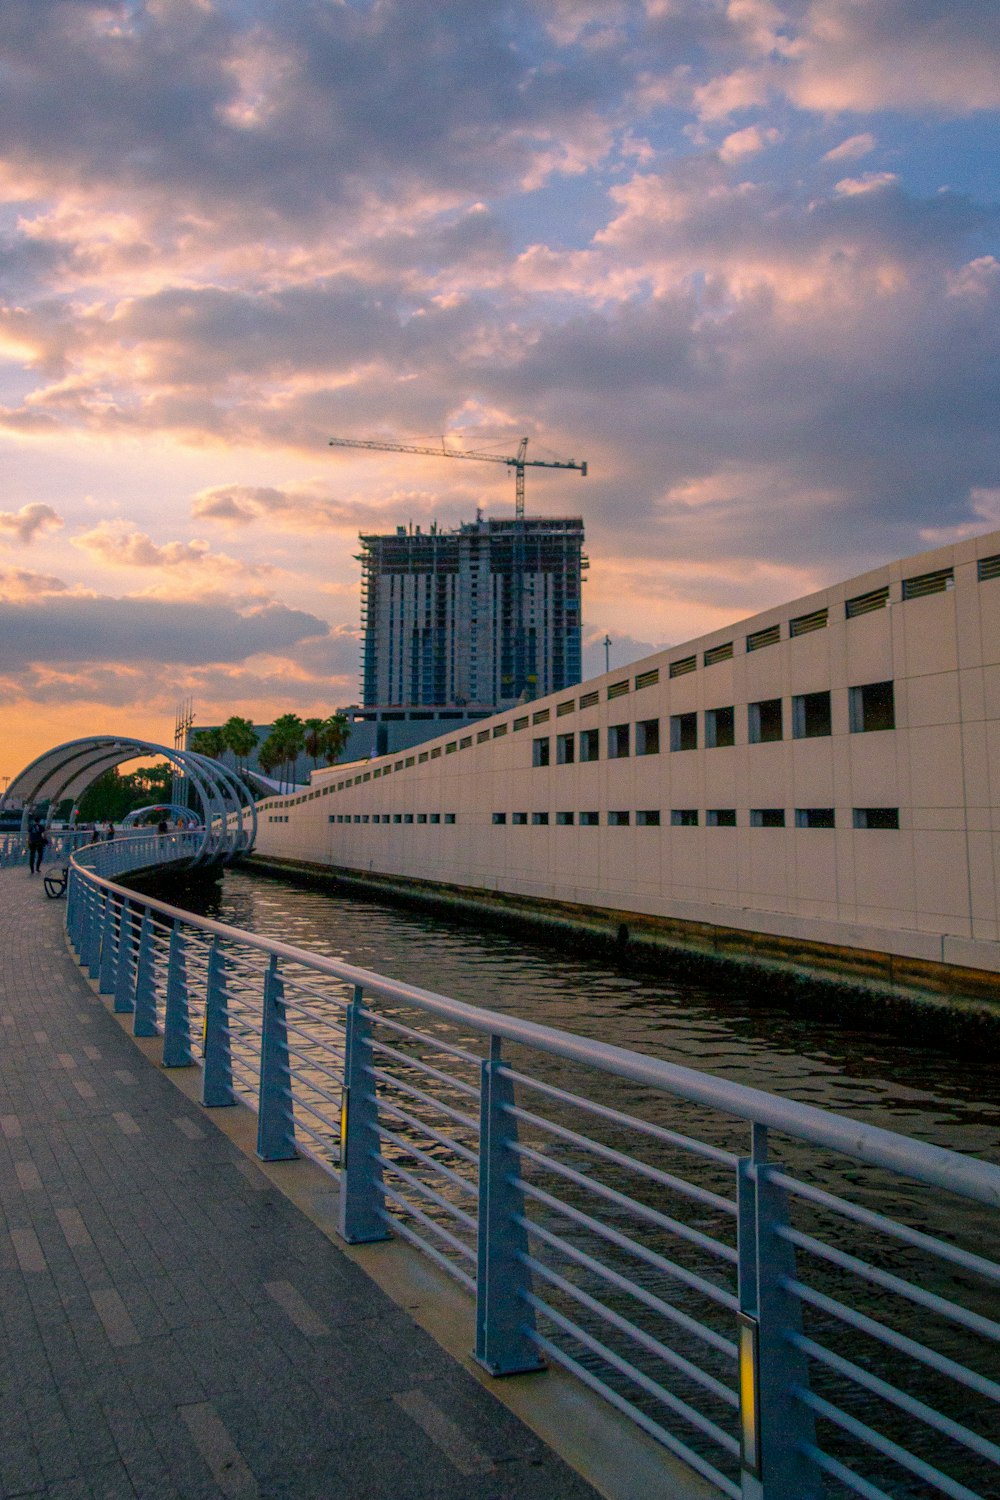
(0, 867, 600, 1500)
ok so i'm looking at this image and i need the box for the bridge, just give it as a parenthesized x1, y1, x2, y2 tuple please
(1, 740, 998, 1498)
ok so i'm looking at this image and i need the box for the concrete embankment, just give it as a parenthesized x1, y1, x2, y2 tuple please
(242, 854, 1000, 1049)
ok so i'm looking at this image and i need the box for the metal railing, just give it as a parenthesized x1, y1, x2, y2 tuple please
(1, 827, 97, 868)
(66, 836, 1000, 1500)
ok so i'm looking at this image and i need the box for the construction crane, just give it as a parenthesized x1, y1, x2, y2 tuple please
(327, 435, 587, 520)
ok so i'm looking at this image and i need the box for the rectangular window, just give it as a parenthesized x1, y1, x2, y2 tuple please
(513, 715, 529, 731)
(845, 586, 890, 618)
(512, 812, 528, 825)
(492, 812, 507, 825)
(705, 706, 735, 748)
(444, 813, 456, 824)
(430, 747, 442, 759)
(703, 642, 734, 667)
(430, 813, 440, 824)
(707, 809, 736, 827)
(750, 808, 785, 827)
(747, 624, 780, 652)
(796, 808, 835, 828)
(417, 813, 427, 823)
(393, 814, 402, 824)
(459, 736, 472, 749)
(789, 607, 828, 637)
(532, 812, 549, 825)
(556, 732, 575, 765)
(748, 698, 782, 743)
(418, 752, 429, 763)
(669, 655, 696, 678)
(557, 699, 576, 716)
(580, 810, 599, 826)
(477, 729, 490, 744)
(849, 680, 895, 733)
(608, 723, 630, 758)
(671, 809, 699, 827)
(635, 668, 659, 690)
(792, 690, 832, 739)
(532, 708, 551, 724)
(446, 741, 457, 754)
(556, 811, 574, 825)
(403, 814, 414, 824)
(405, 756, 415, 767)
(579, 728, 599, 762)
(902, 567, 953, 601)
(853, 807, 899, 830)
(636, 809, 660, 827)
(579, 690, 599, 709)
(670, 712, 697, 751)
(328, 815, 335, 824)
(492, 723, 507, 738)
(608, 810, 630, 826)
(607, 679, 630, 700)
(978, 553, 1000, 582)
(532, 736, 551, 766)
(636, 718, 660, 755)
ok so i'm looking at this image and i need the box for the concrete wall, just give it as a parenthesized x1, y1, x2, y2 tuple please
(254, 530, 1000, 978)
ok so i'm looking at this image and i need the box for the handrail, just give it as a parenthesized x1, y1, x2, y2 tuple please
(70, 840, 1000, 1209)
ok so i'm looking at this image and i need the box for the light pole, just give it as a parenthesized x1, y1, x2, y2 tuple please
(603, 634, 612, 674)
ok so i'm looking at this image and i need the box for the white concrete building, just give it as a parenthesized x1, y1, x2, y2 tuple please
(255, 529, 1000, 999)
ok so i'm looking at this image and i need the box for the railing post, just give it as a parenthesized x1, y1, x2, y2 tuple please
(162, 926, 193, 1068)
(98, 891, 118, 994)
(84, 885, 104, 978)
(338, 987, 390, 1245)
(475, 1036, 544, 1376)
(256, 957, 297, 1161)
(201, 938, 235, 1107)
(132, 909, 159, 1036)
(66, 868, 80, 951)
(737, 1126, 821, 1499)
(112, 898, 136, 1014)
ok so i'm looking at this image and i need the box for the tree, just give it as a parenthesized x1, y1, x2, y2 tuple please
(271, 713, 305, 791)
(321, 712, 350, 766)
(303, 717, 326, 770)
(190, 727, 226, 759)
(221, 716, 258, 774)
(76, 764, 173, 822)
(257, 736, 282, 785)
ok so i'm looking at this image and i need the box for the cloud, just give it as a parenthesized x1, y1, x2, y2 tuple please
(70, 518, 273, 593)
(0, 566, 69, 599)
(191, 480, 482, 534)
(823, 133, 877, 163)
(718, 125, 781, 163)
(0, 503, 64, 543)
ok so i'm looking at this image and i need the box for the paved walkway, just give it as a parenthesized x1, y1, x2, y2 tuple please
(0, 867, 600, 1500)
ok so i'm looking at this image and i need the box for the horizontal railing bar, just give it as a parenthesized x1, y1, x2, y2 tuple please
(284, 1041, 344, 1085)
(384, 1213, 477, 1295)
(289, 1089, 339, 1129)
(290, 1114, 334, 1151)
(788, 1280, 1000, 1404)
(500, 1065, 740, 1166)
(367, 1039, 480, 1098)
(72, 855, 1000, 1208)
(526, 1329, 741, 1499)
(769, 1169, 1000, 1285)
(518, 1212, 738, 1361)
(372, 1153, 478, 1233)
(377, 1179, 477, 1263)
(780, 1226, 1000, 1343)
(518, 1177, 739, 1312)
(358, 1006, 481, 1066)
(368, 1094, 480, 1166)
(524, 1290, 740, 1458)
(505, 1102, 736, 1216)
(795, 1387, 985, 1500)
(803, 1444, 894, 1500)
(511, 1144, 739, 1264)
(366, 1064, 480, 1133)
(373, 1123, 478, 1199)
(521, 1248, 738, 1410)
(791, 1332, 1000, 1466)
(288, 1070, 342, 1111)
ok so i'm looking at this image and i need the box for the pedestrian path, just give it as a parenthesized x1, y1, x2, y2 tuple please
(0, 866, 602, 1500)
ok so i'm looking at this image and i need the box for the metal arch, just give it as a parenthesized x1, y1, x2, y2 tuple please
(1, 736, 256, 864)
(121, 803, 199, 829)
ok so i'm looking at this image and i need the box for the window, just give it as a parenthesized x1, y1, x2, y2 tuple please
(492, 723, 507, 738)
(849, 681, 895, 733)
(671, 809, 698, 826)
(669, 655, 696, 678)
(533, 736, 551, 767)
(707, 809, 736, 827)
(492, 812, 507, 825)
(607, 679, 629, 700)
(532, 708, 551, 724)
(403, 814, 414, 824)
(446, 741, 457, 754)
(579, 690, 599, 709)
(557, 699, 576, 716)
(635, 669, 659, 690)
(430, 813, 441, 824)
(750, 808, 785, 828)
(705, 706, 735, 748)
(747, 624, 780, 652)
(636, 810, 660, 827)
(853, 807, 899, 829)
(328, 815, 335, 824)
(608, 810, 630, 826)
(417, 813, 427, 823)
(792, 691, 831, 739)
(704, 642, 733, 667)
(978, 554, 1000, 582)
(445, 813, 456, 824)
(608, 723, 630, 758)
(670, 712, 697, 752)
(418, 752, 429, 763)
(513, 716, 529, 731)
(845, 586, 889, 619)
(580, 728, 599, 762)
(512, 812, 528, 825)
(748, 698, 782, 743)
(430, 747, 442, 759)
(902, 568, 953, 601)
(796, 808, 835, 828)
(557, 733, 575, 765)
(393, 814, 402, 823)
(789, 608, 828, 637)
(580, 810, 599, 826)
(459, 735, 472, 749)
(532, 812, 549, 825)
(405, 756, 415, 767)
(477, 730, 490, 744)
(636, 718, 660, 755)
(556, 811, 574, 825)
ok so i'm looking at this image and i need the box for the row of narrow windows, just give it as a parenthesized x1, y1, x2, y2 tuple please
(531, 681, 895, 764)
(329, 812, 457, 824)
(318, 808, 899, 829)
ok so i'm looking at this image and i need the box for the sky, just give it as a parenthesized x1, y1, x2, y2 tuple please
(2, 0, 999, 777)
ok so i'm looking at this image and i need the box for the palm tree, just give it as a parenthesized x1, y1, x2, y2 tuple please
(190, 727, 226, 759)
(321, 712, 351, 766)
(271, 713, 305, 791)
(303, 717, 326, 770)
(257, 736, 282, 786)
(222, 716, 259, 775)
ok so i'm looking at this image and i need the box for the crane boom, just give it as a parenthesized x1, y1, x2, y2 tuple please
(328, 434, 587, 519)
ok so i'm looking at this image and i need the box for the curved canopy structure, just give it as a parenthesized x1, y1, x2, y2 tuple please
(1, 737, 256, 865)
(121, 803, 200, 829)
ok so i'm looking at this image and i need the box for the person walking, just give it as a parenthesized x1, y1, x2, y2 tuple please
(27, 816, 47, 875)
(104, 820, 116, 842)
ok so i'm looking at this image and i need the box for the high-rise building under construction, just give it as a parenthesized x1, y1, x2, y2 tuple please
(359, 515, 586, 711)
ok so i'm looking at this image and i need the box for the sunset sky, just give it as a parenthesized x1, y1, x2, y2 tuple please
(2, 1, 999, 776)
